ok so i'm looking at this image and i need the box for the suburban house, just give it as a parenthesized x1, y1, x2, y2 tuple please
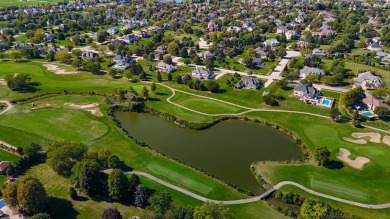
(299, 66, 324, 78)
(201, 51, 215, 60)
(311, 48, 326, 57)
(363, 92, 390, 110)
(238, 57, 262, 67)
(367, 43, 383, 51)
(0, 161, 11, 175)
(285, 30, 296, 40)
(123, 34, 136, 43)
(156, 62, 175, 73)
(296, 41, 309, 48)
(82, 51, 99, 60)
(263, 38, 279, 47)
(276, 26, 288, 34)
(155, 45, 167, 54)
(107, 27, 119, 35)
(112, 55, 132, 67)
(255, 47, 268, 59)
(294, 84, 320, 100)
(191, 66, 214, 80)
(235, 77, 262, 89)
(353, 71, 384, 90)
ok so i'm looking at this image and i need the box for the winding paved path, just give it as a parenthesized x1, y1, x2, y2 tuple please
(103, 169, 390, 208)
(0, 100, 13, 115)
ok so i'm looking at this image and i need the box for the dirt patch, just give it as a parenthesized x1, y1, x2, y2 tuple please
(382, 136, 390, 147)
(343, 137, 367, 144)
(44, 64, 77, 75)
(64, 103, 103, 117)
(351, 132, 381, 143)
(0, 79, 7, 85)
(337, 148, 370, 170)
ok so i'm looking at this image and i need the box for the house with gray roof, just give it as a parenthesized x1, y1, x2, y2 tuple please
(367, 43, 383, 51)
(123, 34, 136, 43)
(82, 51, 98, 60)
(107, 27, 119, 35)
(156, 62, 175, 73)
(299, 66, 324, 78)
(293, 84, 320, 100)
(353, 71, 384, 90)
(235, 77, 262, 90)
(263, 38, 279, 47)
(191, 66, 214, 80)
(112, 55, 132, 67)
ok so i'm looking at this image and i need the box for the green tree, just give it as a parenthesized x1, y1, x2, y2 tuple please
(157, 72, 162, 82)
(9, 49, 22, 61)
(151, 82, 157, 93)
(179, 47, 188, 58)
(315, 146, 330, 166)
(108, 169, 129, 201)
(163, 55, 173, 64)
(242, 48, 255, 67)
(17, 176, 47, 215)
(134, 184, 149, 208)
(97, 31, 108, 43)
(73, 160, 100, 196)
(148, 191, 172, 214)
(330, 108, 341, 121)
(374, 106, 389, 119)
(5, 73, 31, 91)
(300, 198, 331, 219)
(167, 73, 173, 81)
(193, 56, 201, 65)
(3, 182, 18, 207)
(101, 208, 122, 219)
(83, 60, 101, 74)
(142, 86, 149, 98)
(167, 42, 179, 56)
(278, 78, 288, 89)
(193, 202, 234, 219)
(98, 148, 112, 167)
(54, 50, 71, 63)
(129, 174, 141, 195)
(205, 80, 219, 92)
(47, 142, 88, 177)
(342, 86, 366, 107)
(352, 120, 361, 127)
(148, 52, 155, 61)
(71, 59, 82, 70)
(108, 155, 121, 169)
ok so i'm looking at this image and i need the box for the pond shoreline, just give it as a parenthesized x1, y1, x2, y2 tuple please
(108, 105, 310, 194)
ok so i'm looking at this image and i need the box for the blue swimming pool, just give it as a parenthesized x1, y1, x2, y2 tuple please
(116, 66, 126, 70)
(320, 98, 332, 107)
(0, 199, 6, 208)
(360, 111, 376, 117)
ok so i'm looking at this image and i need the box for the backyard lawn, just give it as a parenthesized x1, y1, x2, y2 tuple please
(345, 62, 390, 85)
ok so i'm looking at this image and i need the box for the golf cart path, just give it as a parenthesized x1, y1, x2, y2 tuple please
(102, 169, 390, 208)
(154, 83, 390, 135)
(0, 100, 13, 115)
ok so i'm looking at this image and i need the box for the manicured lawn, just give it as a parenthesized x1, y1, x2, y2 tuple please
(229, 201, 289, 219)
(0, 0, 67, 6)
(164, 31, 199, 41)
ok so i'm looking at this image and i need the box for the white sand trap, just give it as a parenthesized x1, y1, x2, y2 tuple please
(44, 64, 77, 75)
(64, 103, 103, 117)
(0, 79, 7, 85)
(337, 148, 370, 170)
(351, 132, 381, 143)
(382, 136, 390, 147)
(343, 137, 367, 144)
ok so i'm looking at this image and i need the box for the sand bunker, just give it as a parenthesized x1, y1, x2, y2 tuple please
(351, 132, 381, 143)
(44, 64, 77, 75)
(382, 136, 390, 147)
(64, 103, 103, 117)
(343, 137, 367, 144)
(337, 148, 370, 170)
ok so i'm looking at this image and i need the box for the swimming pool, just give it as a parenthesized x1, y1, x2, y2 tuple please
(0, 199, 6, 208)
(320, 98, 333, 107)
(360, 111, 376, 117)
(115, 65, 126, 70)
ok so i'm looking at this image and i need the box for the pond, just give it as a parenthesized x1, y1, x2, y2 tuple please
(115, 112, 302, 193)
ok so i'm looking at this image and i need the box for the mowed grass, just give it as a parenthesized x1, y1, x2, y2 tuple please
(345, 62, 390, 85)
(0, 108, 108, 142)
(248, 110, 390, 207)
(169, 91, 246, 115)
(229, 201, 289, 219)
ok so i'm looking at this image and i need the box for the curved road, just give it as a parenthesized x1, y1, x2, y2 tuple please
(0, 100, 13, 115)
(103, 169, 390, 208)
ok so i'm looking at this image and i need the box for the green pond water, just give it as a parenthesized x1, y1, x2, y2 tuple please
(115, 112, 302, 193)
